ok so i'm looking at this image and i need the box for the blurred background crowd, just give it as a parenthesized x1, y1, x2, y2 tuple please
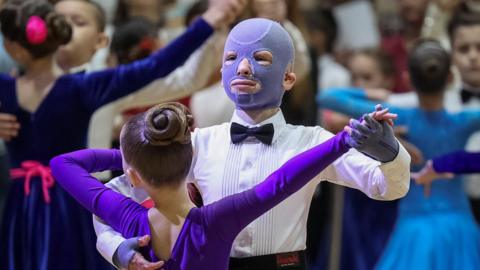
(0, 0, 479, 269)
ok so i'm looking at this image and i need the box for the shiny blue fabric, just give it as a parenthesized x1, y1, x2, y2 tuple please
(318, 87, 480, 269)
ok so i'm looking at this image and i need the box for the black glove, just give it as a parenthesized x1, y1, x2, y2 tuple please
(346, 114, 399, 163)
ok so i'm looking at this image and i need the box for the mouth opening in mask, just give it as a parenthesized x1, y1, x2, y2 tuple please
(230, 76, 262, 95)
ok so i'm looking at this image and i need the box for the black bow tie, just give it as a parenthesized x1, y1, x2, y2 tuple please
(461, 89, 480, 104)
(230, 122, 274, 145)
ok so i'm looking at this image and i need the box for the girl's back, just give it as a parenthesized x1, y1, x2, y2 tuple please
(396, 108, 478, 215)
(376, 107, 480, 270)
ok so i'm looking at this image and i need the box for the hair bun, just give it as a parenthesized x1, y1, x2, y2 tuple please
(152, 112, 169, 130)
(46, 13, 72, 45)
(411, 40, 449, 77)
(422, 58, 441, 77)
(144, 102, 193, 146)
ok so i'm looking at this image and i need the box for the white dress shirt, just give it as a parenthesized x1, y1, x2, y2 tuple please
(92, 175, 149, 267)
(94, 110, 410, 264)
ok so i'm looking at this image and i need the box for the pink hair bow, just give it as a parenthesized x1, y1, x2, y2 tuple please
(26, 16, 48, 45)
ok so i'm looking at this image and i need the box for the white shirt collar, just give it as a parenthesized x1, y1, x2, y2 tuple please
(461, 83, 480, 93)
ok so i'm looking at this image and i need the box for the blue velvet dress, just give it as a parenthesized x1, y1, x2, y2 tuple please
(0, 18, 212, 270)
(318, 88, 480, 270)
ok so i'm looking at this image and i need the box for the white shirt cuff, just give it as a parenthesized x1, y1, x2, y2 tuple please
(96, 231, 126, 269)
(377, 141, 411, 199)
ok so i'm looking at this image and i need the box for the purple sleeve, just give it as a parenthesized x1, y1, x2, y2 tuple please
(50, 149, 150, 239)
(433, 151, 480, 174)
(203, 131, 351, 241)
(79, 18, 213, 112)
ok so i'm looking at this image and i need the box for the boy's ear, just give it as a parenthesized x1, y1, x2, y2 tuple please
(282, 71, 296, 92)
(95, 33, 109, 51)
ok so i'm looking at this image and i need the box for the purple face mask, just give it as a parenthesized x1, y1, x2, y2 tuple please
(222, 18, 294, 110)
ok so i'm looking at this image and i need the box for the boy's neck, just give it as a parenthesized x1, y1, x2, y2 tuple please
(236, 107, 280, 124)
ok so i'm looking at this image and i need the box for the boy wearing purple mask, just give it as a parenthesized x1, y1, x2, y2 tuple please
(96, 18, 411, 270)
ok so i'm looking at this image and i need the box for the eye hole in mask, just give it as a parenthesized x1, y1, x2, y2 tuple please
(253, 51, 273, 66)
(224, 51, 237, 65)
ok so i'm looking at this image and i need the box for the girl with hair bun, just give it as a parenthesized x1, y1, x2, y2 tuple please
(318, 40, 480, 269)
(50, 102, 395, 270)
(0, 0, 246, 269)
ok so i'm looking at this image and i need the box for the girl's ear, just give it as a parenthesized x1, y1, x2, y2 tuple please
(4, 39, 31, 64)
(126, 167, 143, 188)
(94, 33, 109, 51)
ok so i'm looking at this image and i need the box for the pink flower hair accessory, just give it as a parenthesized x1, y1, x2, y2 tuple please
(25, 16, 48, 45)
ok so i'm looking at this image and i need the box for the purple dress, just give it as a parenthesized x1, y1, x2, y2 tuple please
(0, 18, 213, 270)
(50, 131, 351, 270)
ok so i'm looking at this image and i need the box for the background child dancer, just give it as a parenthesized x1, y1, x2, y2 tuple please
(332, 5, 480, 223)
(0, 0, 231, 181)
(0, 0, 245, 269)
(318, 39, 480, 269)
(321, 49, 395, 133)
(0, 0, 110, 142)
(447, 6, 480, 221)
(54, 0, 109, 72)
